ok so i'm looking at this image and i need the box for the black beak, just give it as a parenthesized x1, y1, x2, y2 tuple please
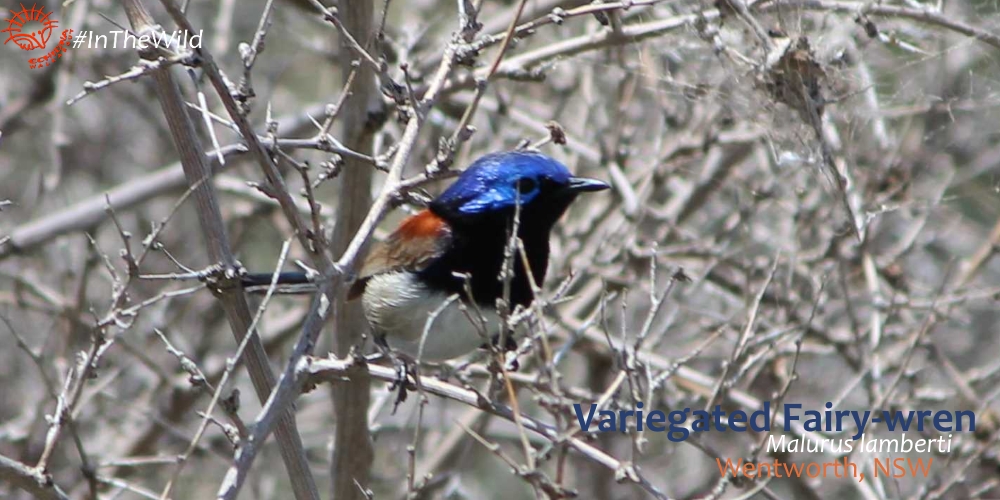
(565, 177, 610, 193)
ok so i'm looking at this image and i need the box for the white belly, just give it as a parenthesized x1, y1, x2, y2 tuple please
(362, 272, 503, 361)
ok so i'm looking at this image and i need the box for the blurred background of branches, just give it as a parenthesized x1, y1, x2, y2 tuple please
(1, 0, 1000, 499)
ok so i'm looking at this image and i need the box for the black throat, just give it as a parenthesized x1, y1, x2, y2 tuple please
(418, 195, 578, 309)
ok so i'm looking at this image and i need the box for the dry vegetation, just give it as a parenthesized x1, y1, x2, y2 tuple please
(1, 0, 1000, 499)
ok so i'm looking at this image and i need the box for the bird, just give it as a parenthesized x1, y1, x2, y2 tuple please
(243, 150, 609, 362)
(347, 150, 609, 362)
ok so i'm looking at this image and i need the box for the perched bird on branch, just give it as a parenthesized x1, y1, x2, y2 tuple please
(246, 150, 609, 361)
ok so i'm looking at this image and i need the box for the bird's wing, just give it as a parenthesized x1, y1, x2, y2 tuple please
(347, 209, 452, 300)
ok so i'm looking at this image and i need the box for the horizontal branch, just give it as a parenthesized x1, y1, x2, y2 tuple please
(0, 105, 325, 259)
(304, 356, 672, 500)
(0, 454, 70, 500)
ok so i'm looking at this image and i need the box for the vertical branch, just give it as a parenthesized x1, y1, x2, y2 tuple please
(330, 1, 379, 498)
(116, 2, 319, 500)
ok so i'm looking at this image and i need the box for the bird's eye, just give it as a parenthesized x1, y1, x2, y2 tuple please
(516, 178, 537, 195)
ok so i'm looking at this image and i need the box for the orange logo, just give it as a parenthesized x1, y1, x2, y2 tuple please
(3, 3, 57, 50)
(2, 4, 74, 69)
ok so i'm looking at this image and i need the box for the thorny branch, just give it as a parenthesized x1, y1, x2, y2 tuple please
(2, 0, 1000, 499)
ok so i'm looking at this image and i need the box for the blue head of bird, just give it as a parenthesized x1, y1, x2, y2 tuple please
(430, 150, 609, 232)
